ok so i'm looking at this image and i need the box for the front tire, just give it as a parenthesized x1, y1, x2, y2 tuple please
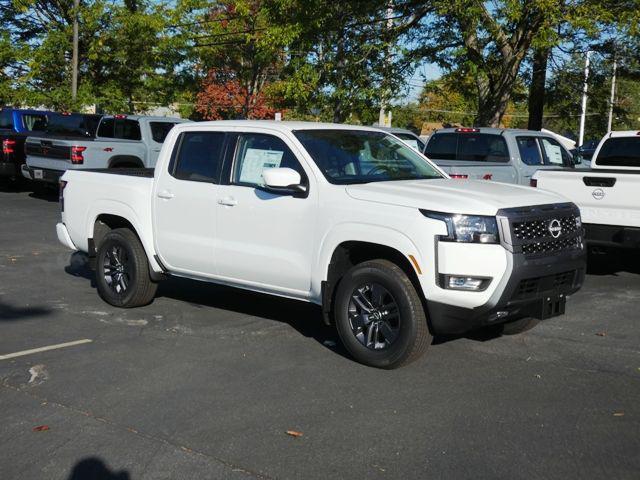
(95, 228, 157, 308)
(333, 259, 431, 369)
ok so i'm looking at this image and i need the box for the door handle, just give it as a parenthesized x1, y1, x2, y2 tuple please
(157, 190, 175, 199)
(217, 197, 238, 207)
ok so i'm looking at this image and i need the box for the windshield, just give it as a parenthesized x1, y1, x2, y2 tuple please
(395, 133, 425, 152)
(293, 129, 443, 184)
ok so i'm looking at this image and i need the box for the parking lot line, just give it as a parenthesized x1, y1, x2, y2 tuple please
(0, 339, 93, 361)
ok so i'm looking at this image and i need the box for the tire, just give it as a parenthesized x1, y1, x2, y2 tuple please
(95, 228, 158, 308)
(499, 317, 540, 335)
(333, 259, 431, 369)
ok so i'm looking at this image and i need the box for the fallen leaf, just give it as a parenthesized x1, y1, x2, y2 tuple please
(595, 332, 607, 337)
(286, 430, 303, 437)
(613, 412, 624, 417)
(32, 425, 50, 432)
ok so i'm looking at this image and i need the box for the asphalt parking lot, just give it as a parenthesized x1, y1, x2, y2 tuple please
(1, 183, 639, 480)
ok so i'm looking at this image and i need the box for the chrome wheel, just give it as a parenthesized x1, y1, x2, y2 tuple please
(348, 283, 400, 350)
(103, 244, 131, 295)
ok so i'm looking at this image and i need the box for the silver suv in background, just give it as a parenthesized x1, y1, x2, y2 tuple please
(424, 127, 579, 185)
(376, 126, 426, 152)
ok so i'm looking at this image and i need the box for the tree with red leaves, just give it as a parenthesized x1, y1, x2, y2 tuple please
(196, 69, 276, 120)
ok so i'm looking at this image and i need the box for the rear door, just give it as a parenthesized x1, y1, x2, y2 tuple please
(147, 121, 179, 166)
(153, 130, 227, 276)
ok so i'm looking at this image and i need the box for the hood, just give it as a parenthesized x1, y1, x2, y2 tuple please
(345, 179, 568, 216)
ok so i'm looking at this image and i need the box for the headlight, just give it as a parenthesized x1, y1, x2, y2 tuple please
(421, 210, 499, 244)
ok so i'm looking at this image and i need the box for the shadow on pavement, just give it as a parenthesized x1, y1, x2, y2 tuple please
(65, 252, 343, 356)
(67, 457, 130, 480)
(0, 300, 51, 321)
(587, 249, 640, 275)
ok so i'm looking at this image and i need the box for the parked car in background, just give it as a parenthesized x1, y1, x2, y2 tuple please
(423, 127, 580, 185)
(533, 131, 640, 252)
(0, 107, 50, 181)
(377, 126, 426, 152)
(22, 114, 190, 184)
(56, 121, 585, 368)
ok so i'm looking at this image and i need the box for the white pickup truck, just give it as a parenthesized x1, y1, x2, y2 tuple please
(22, 114, 189, 184)
(533, 131, 640, 251)
(56, 121, 586, 368)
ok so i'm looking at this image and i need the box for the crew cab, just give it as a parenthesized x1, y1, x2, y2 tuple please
(56, 121, 586, 368)
(22, 114, 189, 184)
(424, 127, 580, 184)
(0, 107, 50, 180)
(533, 131, 640, 251)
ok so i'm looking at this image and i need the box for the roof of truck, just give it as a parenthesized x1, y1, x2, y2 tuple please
(174, 120, 386, 132)
(102, 115, 190, 122)
(434, 127, 556, 135)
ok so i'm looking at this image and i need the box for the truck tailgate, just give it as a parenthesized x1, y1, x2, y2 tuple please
(536, 170, 640, 228)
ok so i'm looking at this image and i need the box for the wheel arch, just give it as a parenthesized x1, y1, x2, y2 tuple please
(316, 227, 426, 325)
(108, 155, 144, 169)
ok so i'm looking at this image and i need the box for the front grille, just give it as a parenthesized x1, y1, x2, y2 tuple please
(501, 203, 583, 257)
(513, 215, 579, 241)
(522, 236, 581, 255)
(514, 270, 576, 300)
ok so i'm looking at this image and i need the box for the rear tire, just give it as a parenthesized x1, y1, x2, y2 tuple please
(499, 317, 540, 335)
(95, 228, 157, 308)
(333, 259, 431, 369)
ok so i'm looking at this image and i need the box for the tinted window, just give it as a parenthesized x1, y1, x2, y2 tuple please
(173, 132, 225, 182)
(46, 114, 102, 137)
(114, 119, 141, 140)
(0, 110, 14, 129)
(295, 129, 442, 185)
(516, 137, 543, 165)
(97, 118, 115, 138)
(457, 134, 509, 162)
(424, 133, 457, 160)
(22, 114, 47, 131)
(150, 122, 177, 143)
(596, 137, 640, 167)
(233, 133, 304, 187)
(539, 137, 572, 166)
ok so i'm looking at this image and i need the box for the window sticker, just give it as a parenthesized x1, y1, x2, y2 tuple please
(239, 148, 284, 184)
(543, 140, 563, 165)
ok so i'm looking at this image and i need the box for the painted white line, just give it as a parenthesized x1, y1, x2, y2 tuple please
(0, 339, 93, 361)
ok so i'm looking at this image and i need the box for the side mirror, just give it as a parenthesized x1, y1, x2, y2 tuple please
(262, 167, 307, 196)
(572, 151, 583, 165)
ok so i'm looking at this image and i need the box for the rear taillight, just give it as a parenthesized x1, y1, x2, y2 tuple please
(2, 139, 16, 155)
(450, 174, 469, 179)
(71, 145, 86, 164)
(59, 180, 67, 212)
(530, 178, 537, 187)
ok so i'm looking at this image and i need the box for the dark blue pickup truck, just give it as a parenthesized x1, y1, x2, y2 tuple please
(0, 108, 50, 180)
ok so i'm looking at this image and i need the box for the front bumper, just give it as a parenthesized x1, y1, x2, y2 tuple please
(585, 223, 640, 250)
(427, 247, 585, 335)
(21, 164, 63, 183)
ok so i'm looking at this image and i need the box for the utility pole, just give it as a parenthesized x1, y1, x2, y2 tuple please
(607, 55, 617, 132)
(378, 1, 393, 128)
(578, 50, 591, 147)
(71, 0, 80, 102)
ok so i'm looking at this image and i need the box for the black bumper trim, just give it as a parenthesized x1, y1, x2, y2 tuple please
(426, 247, 586, 335)
(0, 161, 20, 177)
(584, 223, 640, 250)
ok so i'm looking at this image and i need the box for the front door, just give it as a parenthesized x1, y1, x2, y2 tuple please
(215, 132, 317, 296)
(153, 131, 226, 276)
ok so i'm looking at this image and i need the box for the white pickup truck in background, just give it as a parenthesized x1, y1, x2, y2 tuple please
(23, 114, 190, 183)
(533, 131, 640, 252)
(56, 121, 586, 368)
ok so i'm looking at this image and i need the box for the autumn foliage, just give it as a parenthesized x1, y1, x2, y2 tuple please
(196, 69, 276, 120)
